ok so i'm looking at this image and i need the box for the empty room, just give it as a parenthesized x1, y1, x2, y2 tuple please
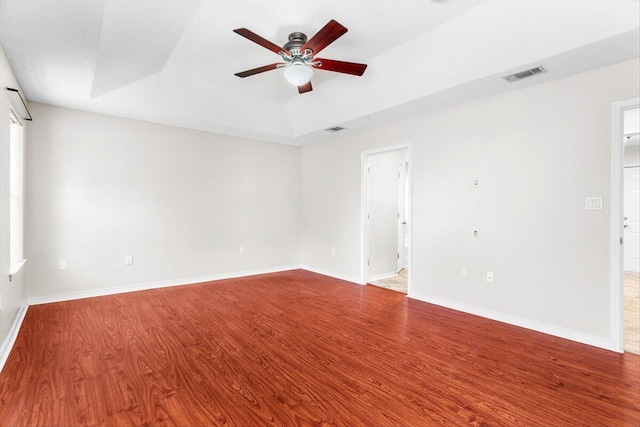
(0, 1, 639, 426)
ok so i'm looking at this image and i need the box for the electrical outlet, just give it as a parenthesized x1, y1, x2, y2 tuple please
(461, 268, 468, 279)
(59, 260, 68, 271)
(331, 247, 336, 256)
(125, 255, 133, 265)
(486, 271, 494, 283)
(240, 246, 245, 255)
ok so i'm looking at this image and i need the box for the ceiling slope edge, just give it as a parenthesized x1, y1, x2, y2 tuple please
(284, 1, 640, 142)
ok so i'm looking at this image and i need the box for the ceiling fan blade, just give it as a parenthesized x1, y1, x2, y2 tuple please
(233, 28, 289, 55)
(298, 81, 313, 94)
(313, 58, 367, 76)
(301, 20, 348, 55)
(234, 63, 283, 78)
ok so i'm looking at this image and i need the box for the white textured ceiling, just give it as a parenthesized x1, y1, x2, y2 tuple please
(1, 0, 639, 145)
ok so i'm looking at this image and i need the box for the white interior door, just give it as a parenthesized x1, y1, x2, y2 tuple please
(624, 166, 640, 272)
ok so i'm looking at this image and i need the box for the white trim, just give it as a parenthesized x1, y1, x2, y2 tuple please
(610, 97, 640, 353)
(408, 291, 612, 351)
(360, 143, 413, 292)
(361, 153, 369, 284)
(8, 258, 27, 276)
(361, 143, 412, 157)
(27, 265, 301, 306)
(300, 265, 362, 285)
(0, 304, 28, 373)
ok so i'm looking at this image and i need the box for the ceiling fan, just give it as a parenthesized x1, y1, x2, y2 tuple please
(233, 20, 367, 94)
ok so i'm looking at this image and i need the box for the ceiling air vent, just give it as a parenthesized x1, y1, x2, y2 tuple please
(326, 126, 345, 132)
(502, 66, 547, 83)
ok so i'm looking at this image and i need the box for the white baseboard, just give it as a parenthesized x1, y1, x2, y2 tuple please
(300, 265, 363, 285)
(408, 290, 614, 352)
(0, 304, 28, 373)
(27, 264, 302, 306)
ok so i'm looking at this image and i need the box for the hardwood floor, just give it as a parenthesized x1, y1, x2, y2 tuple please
(625, 271, 640, 354)
(0, 269, 638, 426)
(369, 268, 408, 293)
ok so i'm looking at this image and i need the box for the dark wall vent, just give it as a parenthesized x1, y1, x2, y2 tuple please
(503, 66, 547, 82)
(326, 126, 345, 132)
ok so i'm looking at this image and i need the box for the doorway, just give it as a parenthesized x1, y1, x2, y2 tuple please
(611, 98, 640, 354)
(362, 145, 411, 294)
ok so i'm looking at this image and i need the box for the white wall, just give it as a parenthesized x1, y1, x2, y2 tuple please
(0, 45, 27, 352)
(25, 103, 301, 299)
(301, 58, 640, 343)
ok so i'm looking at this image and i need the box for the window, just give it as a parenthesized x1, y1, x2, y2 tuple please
(9, 110, 25, 275)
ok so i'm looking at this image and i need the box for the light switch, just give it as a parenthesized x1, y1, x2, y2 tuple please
(585, 197, 603, 210)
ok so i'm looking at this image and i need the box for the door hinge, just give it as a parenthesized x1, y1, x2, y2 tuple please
(397, 253, 400, 259)
(367, 166, 371, 173)
(367, 213, 370, 220)
(620, 237, 623, 245)
(367, 259, 370, 266)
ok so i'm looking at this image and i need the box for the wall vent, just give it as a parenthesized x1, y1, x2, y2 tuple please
(326, 126, 345, 132)
(502, 66, 547, 82)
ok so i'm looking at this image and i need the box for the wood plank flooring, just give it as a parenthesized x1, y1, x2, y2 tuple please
(625, 271, 640, 354)
(0, 269, 638, 426)
(369, 268, 408, 293)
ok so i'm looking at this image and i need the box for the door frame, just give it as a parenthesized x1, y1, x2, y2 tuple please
(361, 143, 413, 291)
(610, 96, 639, 353)
(397, 158, 409, 272)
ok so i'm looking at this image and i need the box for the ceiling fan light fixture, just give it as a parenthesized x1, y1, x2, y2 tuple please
(284, 62, 313, 86)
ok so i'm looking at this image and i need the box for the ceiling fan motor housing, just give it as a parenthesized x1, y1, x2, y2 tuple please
(283, 32, 309, 55)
